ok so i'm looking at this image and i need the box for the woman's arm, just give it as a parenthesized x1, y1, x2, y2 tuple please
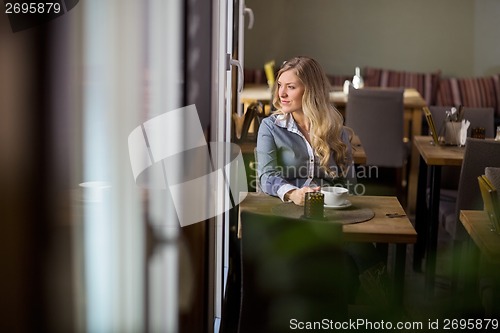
(256, 116, 321, 204)
(256, 118, 296, 200)
(284, 186, 320, 206)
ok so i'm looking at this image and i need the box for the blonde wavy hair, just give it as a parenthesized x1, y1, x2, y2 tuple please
(272, 56, 348, 176)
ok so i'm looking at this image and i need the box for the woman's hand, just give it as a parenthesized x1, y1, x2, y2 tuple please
(286, 186, 320, 206)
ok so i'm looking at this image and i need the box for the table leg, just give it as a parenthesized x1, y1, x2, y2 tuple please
(493, 267, 500, 317)
(425, 165, 441, 295)
(407, 108, 424, 214)
(410, 108, 423, 145)
(464, 239, 480, 299)
(413, 155, 428, 272)
(393, 244, 407, 307)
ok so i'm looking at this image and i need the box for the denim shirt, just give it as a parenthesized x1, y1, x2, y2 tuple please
(256, 113, 356, 201)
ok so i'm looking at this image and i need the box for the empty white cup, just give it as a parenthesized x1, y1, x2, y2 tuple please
(321, 186, 349, 206)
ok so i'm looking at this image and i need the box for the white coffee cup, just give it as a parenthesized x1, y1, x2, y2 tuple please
(321, 186, 349, 206)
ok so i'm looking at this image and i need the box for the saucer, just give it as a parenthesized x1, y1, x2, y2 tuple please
(324, 200, 352, 209)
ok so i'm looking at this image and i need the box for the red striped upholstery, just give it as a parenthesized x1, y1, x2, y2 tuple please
(244, 68, 266, 85)
(436, 75, 500, 118)
(363, 67, 441, 106)
(327, 74, 352, 87)
(364, 67, 384, 88)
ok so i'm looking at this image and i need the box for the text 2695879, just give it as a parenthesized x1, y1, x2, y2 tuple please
(441, 318, 498, 330)
(5, 2, 61, 14)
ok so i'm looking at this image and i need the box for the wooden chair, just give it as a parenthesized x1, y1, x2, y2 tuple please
(234, 101, 265, 143)
(479, 167, 500, 316)
(449, 139, 500, 300)
(450, 139, 500, 238)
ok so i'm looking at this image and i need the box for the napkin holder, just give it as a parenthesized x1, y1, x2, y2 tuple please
(442, 119, 470, 146)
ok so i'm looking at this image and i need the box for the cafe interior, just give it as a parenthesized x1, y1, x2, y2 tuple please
(2, 0, 500, 332)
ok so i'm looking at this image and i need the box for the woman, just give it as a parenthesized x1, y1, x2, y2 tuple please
(256, 56, 391, 307)
(256, 56, 355, 205)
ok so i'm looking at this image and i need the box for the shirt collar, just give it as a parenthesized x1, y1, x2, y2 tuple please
(274, 113, 298, 132)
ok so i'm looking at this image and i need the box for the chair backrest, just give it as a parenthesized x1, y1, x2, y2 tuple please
(452, 139, 500, 240)
(429, 106, 495, 138)
(345, 87, 405, 167)
(239, 211, 350, 332)
(234, 102, 265, 142)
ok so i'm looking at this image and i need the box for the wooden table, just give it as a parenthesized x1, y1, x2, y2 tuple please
(459, 210, 500, 314)
(413, 136, 465, 294)
(238, 192, 417, 305)
(241, 84, 427, 213)
(460, 210, 500, 264)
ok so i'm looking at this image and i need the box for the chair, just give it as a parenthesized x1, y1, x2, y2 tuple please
(234, 101, 265, 143)
(264, 60, 276, 88)
(238, 211, 352, 333)
(426, 106, 496, 231)
(450, 139, 500, 238)
(480, 167, 500, 316)
(429, 106, 495, 140)
(345, 87, 407, 199)
(448, 139, 500, 298)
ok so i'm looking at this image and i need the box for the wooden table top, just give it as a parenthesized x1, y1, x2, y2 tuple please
(241, 84, 426, 109)
(329, 88, 426, 109)
(413, 135, 465, 166)
(460, 210, 500, 263)
(238, 192, 417, 243)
